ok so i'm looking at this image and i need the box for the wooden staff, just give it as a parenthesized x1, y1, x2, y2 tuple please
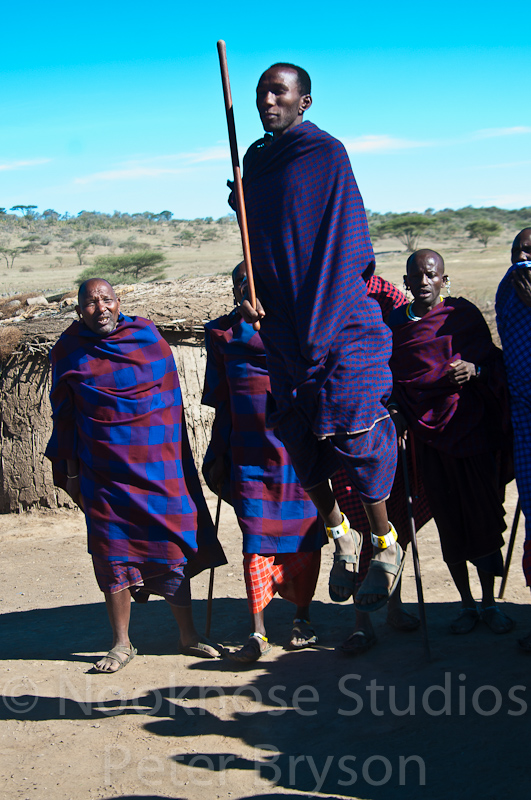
(400, 435, 431, 661)
(498, 499, 521, 599)
(217, 39, 260, 330)
(205, 491, 223, 638)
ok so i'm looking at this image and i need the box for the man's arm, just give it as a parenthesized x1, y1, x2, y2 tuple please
(512, 268, 531, 308)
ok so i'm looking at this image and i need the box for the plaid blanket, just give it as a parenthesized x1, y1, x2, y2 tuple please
(366, 275, 408, 319)
(202, 311, 324, 554)
(243, 551, 321, 614)
(45, 314, 225, 575)
(243, 120, 393, 438)
(497, 262, 531, 583)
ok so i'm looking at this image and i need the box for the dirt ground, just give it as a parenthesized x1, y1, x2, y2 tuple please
(1, 481, 530, 800)
(2, 237, 531, 799)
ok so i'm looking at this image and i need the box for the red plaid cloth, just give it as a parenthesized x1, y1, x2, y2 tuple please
(243, 551, 321, 614)
(92, 556, 191, 606)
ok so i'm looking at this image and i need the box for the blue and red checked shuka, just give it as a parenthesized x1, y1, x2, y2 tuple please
(202, 310, 325, 613)
(46, 314, 225, 585)
(388, 297, 511, 569)
(242, 121, 396, 502)
(497, 262, 531, 585)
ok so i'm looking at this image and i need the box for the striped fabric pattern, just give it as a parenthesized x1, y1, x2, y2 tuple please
(243, 551, 321, 614)
(46, 314, 225, 575)
(202, 312, 325, 555)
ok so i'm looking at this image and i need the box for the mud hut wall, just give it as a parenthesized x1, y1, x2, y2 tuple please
(0, 342, 213, 513)
(170, 345, 214, 467)
(0, 351, 70, 512)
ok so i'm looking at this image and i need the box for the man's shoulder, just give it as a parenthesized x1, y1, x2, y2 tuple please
(297, 121, 347, 154)
(205, 312, 237, 332)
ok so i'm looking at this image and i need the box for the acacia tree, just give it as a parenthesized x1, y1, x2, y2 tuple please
(372, 214, 438, 252)
(10, 204, 38, 219)
(0, 242, 33, 269)
(76, 250, 166, 284)
(42, 209, 60, 222)
(465, 220, 502, 248)
(71, 239, 91, 265)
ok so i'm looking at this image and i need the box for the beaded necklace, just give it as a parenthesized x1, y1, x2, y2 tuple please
(406, 296, 443, 321)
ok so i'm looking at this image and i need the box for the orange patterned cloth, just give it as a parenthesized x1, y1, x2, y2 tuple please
(243, 551, 321, 614)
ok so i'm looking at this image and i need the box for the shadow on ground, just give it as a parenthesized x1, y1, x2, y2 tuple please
(2, 596, 531, 799)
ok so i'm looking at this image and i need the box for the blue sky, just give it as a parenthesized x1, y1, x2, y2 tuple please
(1, 1, 529, 219)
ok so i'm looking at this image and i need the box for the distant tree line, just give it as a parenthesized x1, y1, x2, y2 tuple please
(0, 206, 236, 230)
(368, 206, 531, 251)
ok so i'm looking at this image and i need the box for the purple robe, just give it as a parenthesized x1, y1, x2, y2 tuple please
(388, 297, 509, 456)
(243, 120, 393, 438)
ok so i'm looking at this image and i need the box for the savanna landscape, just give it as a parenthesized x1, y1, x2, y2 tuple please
(2, 204, 531, 800)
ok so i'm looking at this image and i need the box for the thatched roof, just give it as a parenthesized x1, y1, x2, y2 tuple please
(0, 276, 235, 360)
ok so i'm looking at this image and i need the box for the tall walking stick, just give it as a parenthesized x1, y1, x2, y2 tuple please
(400, 435, 431, 661)
(217, 39, 260, 330)
(205, 491, 223, 637)
(498, 499, 521, 599)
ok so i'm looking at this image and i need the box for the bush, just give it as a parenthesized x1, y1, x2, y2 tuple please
(465, 220, 503, 248)
(86, 233, 114, 247)
(76, 250, 166, 285)
(372, 214, 438, 252)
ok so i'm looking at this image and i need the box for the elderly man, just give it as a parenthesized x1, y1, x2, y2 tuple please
(496, 228, 531, 650)
(237, 63, 404, 612)
(45, 279, 226, 672)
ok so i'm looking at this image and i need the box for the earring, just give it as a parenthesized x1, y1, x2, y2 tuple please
(446, 278, 451, 296)
(403, 281, 410, 296)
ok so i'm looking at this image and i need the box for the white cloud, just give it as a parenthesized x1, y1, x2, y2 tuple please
(75, 166, 187, 184)
(75, 144, 231, 184)
(471, 126, 531, 140)
(0, 158, 51, 172)
(345, 126, 531, 157)
(344, 135, 426, 153)
(473, 160, 531, 170)
(474, 193, 531, 206)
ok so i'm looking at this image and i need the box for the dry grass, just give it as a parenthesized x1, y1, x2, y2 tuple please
(0, 326, 23, 361)
(0, 221, 244, 297)
(0, 216, 518, 311)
